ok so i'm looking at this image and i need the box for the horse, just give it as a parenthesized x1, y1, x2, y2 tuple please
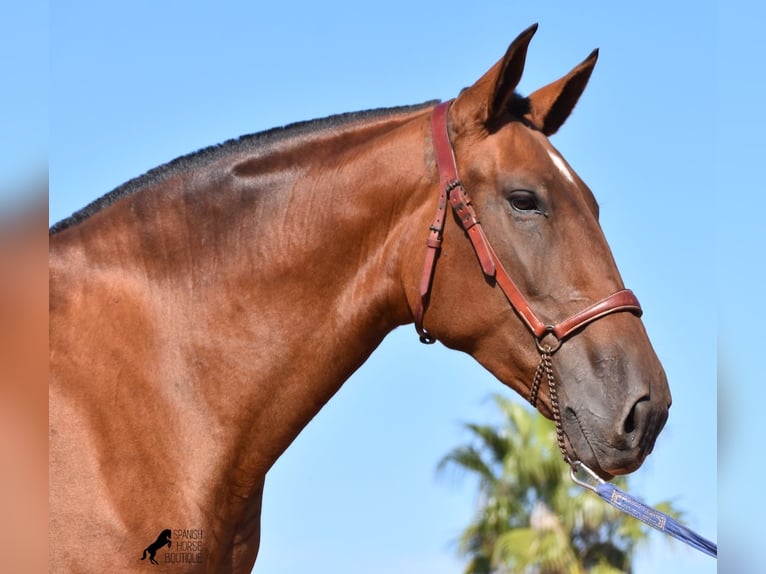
(49, 24, 671, 573)
(141, 529, 172, 565)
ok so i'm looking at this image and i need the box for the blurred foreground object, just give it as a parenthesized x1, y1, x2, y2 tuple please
(0, 178, 48, 573)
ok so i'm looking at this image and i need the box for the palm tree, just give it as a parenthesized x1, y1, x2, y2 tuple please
(438, 393, 681, 574)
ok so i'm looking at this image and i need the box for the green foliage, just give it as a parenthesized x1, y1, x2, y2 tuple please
(438, 394, 682, 574)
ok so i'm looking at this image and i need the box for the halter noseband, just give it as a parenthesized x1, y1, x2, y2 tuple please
(414, 101, 642, 433)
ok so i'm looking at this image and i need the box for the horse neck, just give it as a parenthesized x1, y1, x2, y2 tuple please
(221, 112, 436, 468)
(51, 106, 436, 476)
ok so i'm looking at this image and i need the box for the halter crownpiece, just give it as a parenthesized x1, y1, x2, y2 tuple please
(415, 100, 642, 350)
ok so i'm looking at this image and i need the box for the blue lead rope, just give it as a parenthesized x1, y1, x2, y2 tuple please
(570, 462, 717, 559)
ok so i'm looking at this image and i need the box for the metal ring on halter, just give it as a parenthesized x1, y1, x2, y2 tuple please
(535, 325, 562, 354)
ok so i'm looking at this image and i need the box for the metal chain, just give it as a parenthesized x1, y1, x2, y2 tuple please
(529, 352, 545, 408)
(529, 345, 572, 466)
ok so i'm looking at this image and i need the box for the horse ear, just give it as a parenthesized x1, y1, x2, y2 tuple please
(488, 23, 538, 123)
(525, 48, 599, 135)
(452, 24, 538, 130)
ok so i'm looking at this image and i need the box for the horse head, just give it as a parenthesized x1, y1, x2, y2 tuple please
(414, 24, 671, 478)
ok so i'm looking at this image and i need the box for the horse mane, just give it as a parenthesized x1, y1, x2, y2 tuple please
(49, 100, 439, 235)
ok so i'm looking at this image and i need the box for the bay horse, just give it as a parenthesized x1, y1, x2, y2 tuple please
(49, 24, 671, 572)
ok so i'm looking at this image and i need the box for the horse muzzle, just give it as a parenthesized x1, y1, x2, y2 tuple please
(558, 372, 670, 479)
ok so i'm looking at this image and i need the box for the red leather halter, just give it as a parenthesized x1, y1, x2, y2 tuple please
(414, 100, 642, 353)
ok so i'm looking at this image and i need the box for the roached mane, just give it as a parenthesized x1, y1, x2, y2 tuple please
(49, 100, 438, 235)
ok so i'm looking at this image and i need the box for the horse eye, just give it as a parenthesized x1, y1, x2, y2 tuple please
(507, 191, 540, 214)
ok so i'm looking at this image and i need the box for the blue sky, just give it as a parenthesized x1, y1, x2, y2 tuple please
(0, 2, 46, 209)
(42, 1, 740, 572)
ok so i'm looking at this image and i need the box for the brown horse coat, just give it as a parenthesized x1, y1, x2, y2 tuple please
(50, 25, 670, 572)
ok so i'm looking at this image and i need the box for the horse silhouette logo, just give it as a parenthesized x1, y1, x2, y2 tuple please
(141, 529, 172, 565)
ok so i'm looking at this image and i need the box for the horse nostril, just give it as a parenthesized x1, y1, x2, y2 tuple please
(624, 395, 650, 435)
